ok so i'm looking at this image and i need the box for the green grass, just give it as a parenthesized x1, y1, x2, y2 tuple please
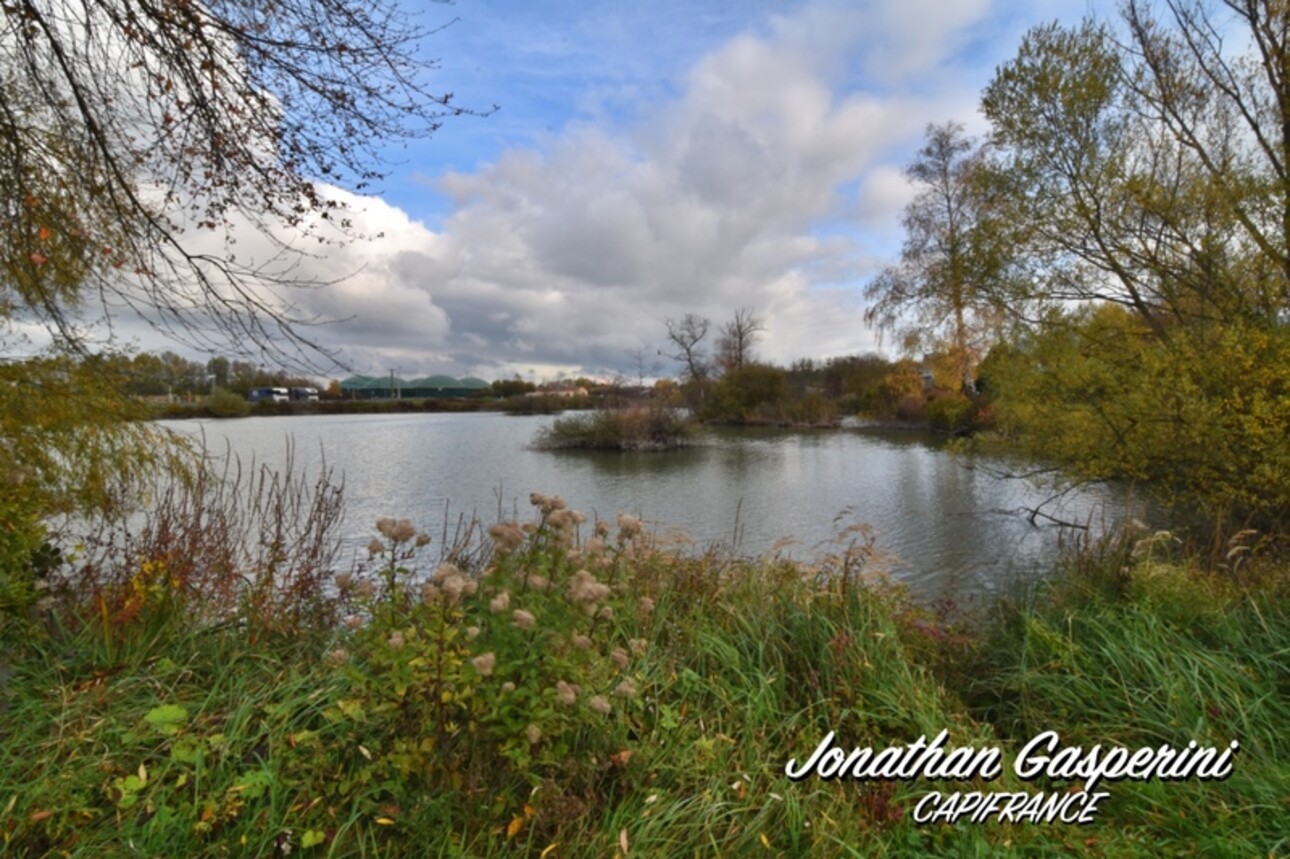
(2, 509, 1287, 857)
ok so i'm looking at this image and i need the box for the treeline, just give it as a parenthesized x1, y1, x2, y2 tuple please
(82, 351, 326, 400)
(655, 308, 974, 429)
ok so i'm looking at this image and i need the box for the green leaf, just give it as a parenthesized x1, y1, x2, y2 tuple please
(144, 703, 189, 735)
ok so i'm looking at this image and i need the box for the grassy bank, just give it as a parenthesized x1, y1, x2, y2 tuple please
(1, 495, 1286, 856)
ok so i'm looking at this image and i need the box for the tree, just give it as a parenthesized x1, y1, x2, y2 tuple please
(663, 314, 711, 383)
(714, 307, 764, 373)
(863, 122, 1008, 392)
(1, 0, 470, 363)
(979, 4, 1290, 526)
(982, 6, 1290, 331)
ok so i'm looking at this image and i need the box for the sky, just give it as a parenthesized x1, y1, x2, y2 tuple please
(155, 0, 1114, 382)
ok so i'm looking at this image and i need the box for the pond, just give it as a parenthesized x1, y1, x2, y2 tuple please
(160, 412, 1142, 601)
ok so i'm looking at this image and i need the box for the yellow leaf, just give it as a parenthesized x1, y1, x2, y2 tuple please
(375, 817, 395, 826)
(619, 828, 629, 855)
(137, 763, 147, 784)
(539, 844, 559, 858)
(760, 832, 771, 849)
(506, 816, 524, 838)
(523, 803, 536, 819)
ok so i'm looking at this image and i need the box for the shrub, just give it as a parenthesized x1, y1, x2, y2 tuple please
(206, 387, 251, 417)
(924, 391, 975, 432)
(535, 406, 700, 451)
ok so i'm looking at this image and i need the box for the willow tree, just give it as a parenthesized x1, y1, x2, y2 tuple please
(864, 122, 1011, 392)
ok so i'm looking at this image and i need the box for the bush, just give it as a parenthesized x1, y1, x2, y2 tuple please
(535, 406, 700, 451)
(924, 392, 975, 432)
(206, 387, 251, 417)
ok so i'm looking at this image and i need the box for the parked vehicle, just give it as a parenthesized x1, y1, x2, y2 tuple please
(248, 387, 289, 403)
(290, 386, 320, 402)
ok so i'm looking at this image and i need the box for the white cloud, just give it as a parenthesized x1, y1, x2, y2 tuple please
(116, 0, 1015, 380)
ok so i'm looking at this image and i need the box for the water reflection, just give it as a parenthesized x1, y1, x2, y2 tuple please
(159, 412, 1142, 600)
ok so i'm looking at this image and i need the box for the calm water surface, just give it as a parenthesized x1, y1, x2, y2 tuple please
(161, 412, 1138, 600)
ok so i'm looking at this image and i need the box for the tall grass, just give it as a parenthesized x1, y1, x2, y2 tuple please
(2, 476, 1286, 856)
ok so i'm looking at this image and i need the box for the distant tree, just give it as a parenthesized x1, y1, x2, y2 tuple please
(663, 314, 711, 382)
(715, 308, 764, 373)
(208, 357, 231, 390)
(491, 377, 536, 398)
(625, 345, 661, 387)
(864, 122, 1010, 392)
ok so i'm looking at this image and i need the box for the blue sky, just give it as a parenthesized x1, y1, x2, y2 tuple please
(203, 0, 1116, 380)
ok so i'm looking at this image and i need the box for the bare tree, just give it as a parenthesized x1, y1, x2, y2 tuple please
(625, 344, 661, 388)
(715, 307, 764, 372)
(663, 313, 711, 382)
(1, 0, 480, 366)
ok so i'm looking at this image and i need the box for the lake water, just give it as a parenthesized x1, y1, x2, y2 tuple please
(160, 412, 1141, 601)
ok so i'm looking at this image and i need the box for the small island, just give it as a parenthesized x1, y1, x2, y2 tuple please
(533, 405, 702, 451)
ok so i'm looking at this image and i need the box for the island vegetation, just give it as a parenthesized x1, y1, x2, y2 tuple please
(3, 0, 1290, 856)
(534, 404, 702, 451)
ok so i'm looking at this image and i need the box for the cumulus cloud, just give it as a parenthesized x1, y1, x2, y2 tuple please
(127, 0, 1012, 379)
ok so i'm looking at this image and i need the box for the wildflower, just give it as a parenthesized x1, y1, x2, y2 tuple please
(597, 605, 614, 620)
(421, 582, 441, 604)
(367, 539, 385, 557)
(512, 609, 536, 630)
(614, 678, 638, 699)
(611, 647, 630, 670)
(526, 574, 549, 591)
(489, 590, 511, 613)
(639, 597, 656, 614)
(465, 626, 480, 640)
(415, 532, 432, 548)
(355, 580, 376, 600)
(584, 537, 606, 556)
(432, 563, 461, 584)
(327, 648, 349, 667)
(471, 652, 496, 676)
(441, 573, 467, 603)
(529, 491, 547, 508)
(617, 513, 642, 542)
(525, 724, 542, 745)
(334, 572, 353, 590)
(501, 682, 516, 693)
(344, 615, 363, 630)
(588, 695, 612, 716)
(629, 638, 648, 656)
(488, 522, 525, 555)
(594, 520, 610, 539)
(571, 633, 592, 650)
(555, 680, 578, 705)
(387, 631, 405, 649)
(378, 518, 417, 544)
(569, 569, 610, 604)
